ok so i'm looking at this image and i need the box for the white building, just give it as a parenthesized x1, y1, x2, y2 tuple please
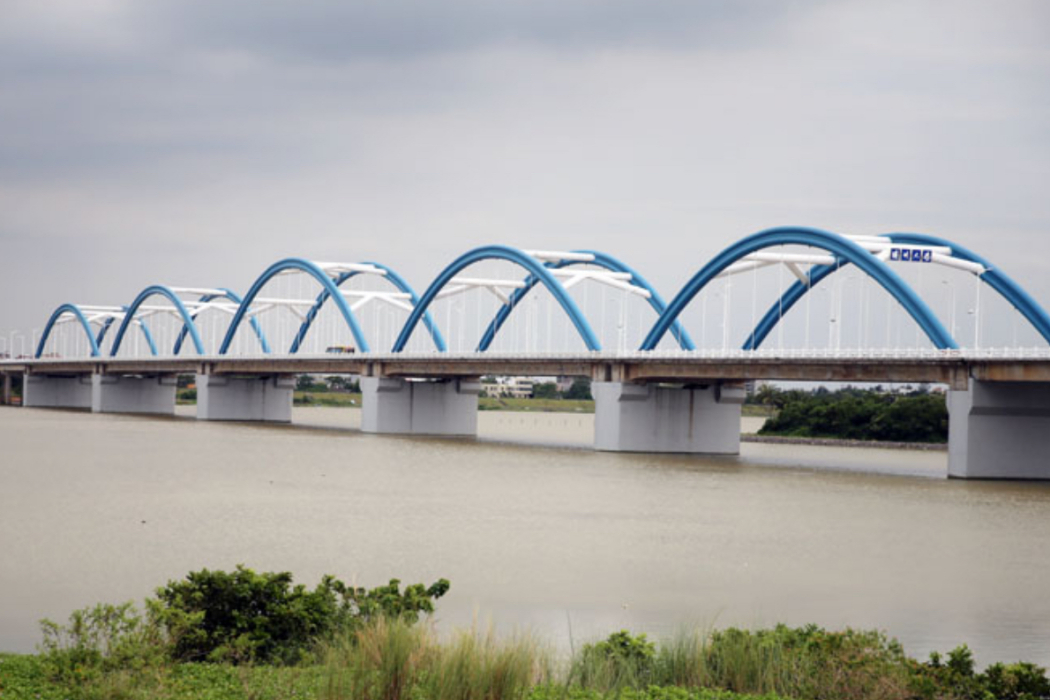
(482, 377, 535, 398)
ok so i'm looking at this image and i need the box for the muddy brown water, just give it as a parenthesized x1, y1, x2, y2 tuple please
(1, 406, 1048, 666)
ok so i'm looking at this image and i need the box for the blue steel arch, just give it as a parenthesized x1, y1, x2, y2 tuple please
(289, 262, 445, 353)
(393, 245, 602, 352)
(110, 286, 207, 356)
(35, 304, 102, 358)
(742, 232, 1050, 350)
(172, 289, 270, 355)
(641, 226, 958, 351)
(96, 313, 159, 356)
(35, 304, 158, 358)
(219, 258, 370, 355)
(476, 250, 695, 352)
(885, 233, 1050, 344)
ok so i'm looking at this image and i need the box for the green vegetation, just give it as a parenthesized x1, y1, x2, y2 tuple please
(756, 385, 948, 443)
(563, 379, 594, 401)
(152, 566, 448, 665)
(178, 377, 942, 441)
(740, 404, 775, 419)
(576, 630, 657, 687)
(4, 567, 1049, 700)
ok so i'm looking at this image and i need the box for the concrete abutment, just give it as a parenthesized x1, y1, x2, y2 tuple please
(593, 380, 745, 454)
(361, 376, 480, 436)
(196, 374, 294, 422)
(91, 374, 177, 415)
(948, 379, 1050, 479)
(23, 374, 93, 409)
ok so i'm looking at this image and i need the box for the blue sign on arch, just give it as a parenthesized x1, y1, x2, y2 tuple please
(889, 247, 932, 263)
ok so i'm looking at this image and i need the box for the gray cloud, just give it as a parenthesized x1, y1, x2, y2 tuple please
(1, 0, 1049, 346)
(136, 0, 793, 60)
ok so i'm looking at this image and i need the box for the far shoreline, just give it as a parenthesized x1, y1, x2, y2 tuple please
(272, 392, 948, 452)
(741, 433, 946, 451)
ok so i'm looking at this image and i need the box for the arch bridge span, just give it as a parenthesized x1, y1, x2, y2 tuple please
(9, 226, 1050, 481)
(29, 227, 1049, 362)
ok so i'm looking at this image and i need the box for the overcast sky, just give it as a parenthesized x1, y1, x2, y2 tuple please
(2, 0, 1048, 346)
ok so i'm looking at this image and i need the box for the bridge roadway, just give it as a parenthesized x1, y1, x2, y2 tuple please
(5, 351, 1050, 387)
(4, 351, 1050, 480)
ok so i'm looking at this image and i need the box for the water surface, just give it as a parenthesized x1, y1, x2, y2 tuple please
(1, 405, 1047, 667)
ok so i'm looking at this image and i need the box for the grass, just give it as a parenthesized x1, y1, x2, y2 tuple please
(740, 405, 774, 418)
(0, 654, 325, 700)
(7, 618, 1045, 700)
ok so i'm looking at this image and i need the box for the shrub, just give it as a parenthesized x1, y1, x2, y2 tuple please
(153, 566, 449, 665)
(38, 601, 170, 686)
(563, 379, 593, 401)
(982, 661, 1050, 700)
(913, 646, 1050, 700)
(576, 630, 657, 689)
(344, 577, 450, 625)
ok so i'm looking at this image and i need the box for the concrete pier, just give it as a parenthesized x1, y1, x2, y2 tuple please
(196, 374, 294, 422)
(22, 374, 93, 409)
(593, 381, 745, 454)
(2, 373, 11, 406)
(948, 379, 1050, 479)
(91, 374, 177, 415)
(361, 377, 480, 436)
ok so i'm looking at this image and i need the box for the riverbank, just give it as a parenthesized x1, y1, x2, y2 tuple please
(286, 394, 942, 450)
(742, 434, 947, 451)
(5, 611, 1046, 700)
(180, 390, 775, 418)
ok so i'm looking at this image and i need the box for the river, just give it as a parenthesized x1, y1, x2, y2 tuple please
(1, 405, 1048, 667)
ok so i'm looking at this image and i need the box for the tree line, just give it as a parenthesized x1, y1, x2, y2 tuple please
(754, 385, 948, 443)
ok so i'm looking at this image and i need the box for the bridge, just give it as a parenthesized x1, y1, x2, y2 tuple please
(3, 226, 1050, 479)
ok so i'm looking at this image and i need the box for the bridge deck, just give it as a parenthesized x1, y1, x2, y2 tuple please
(4, 353, 1050, 387)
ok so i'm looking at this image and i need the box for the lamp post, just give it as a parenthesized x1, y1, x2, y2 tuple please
(722, 280, 731, 353)
(702, 292, 714, 350)
(942, 280, 957, 342)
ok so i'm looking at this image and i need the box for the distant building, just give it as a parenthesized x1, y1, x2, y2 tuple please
(504, 377, 535, 398)
(555, 376, 574, 393)
(483, 376, 535, 398)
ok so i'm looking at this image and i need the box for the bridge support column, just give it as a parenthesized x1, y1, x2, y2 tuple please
(593, 381, 745, 454)
(2, 373, 11, 406)
(196, 374, 294, 422)
(91, 374, 177, 415)
(948, 379, 1050, 479)
(361, 377, 479, 436)
(22, 374, 93, 409)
